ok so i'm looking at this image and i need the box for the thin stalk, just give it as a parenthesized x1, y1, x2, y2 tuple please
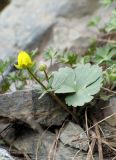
(44, 70, 49, 82)
(27, 68, 47, 90)
(50, 92, 78, 123)
(27, 68, 78, 123)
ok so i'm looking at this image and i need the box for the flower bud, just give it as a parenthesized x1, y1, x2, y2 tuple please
(39, 64, 47, 71)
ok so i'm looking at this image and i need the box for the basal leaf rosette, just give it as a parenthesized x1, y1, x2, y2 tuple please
(52, 63, 103, 107)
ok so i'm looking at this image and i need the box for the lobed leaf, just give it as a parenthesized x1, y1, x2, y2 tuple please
(52, 64, 103, 107)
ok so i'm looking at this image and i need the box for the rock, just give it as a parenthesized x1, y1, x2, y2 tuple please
(55, 143, 103, 160)
(60, 122, 89, 151)
(46, 3, 116, 53)
(103, 97, 116, 127)
(56, 143, 87, 160)
(46, 17, 95, 54)
(3, 126, 56, 160)
(92, 97, 116, 150)
(0, 117, 10, 133)
(100, 97, 116, 148)
(1, 0, 115, 60)
(100, 121, 116, 148)
(92, 97, 116, 151)
(0, 0, 99, 59)
(0, 148, 15, 160)
(1, 123, 113, 160)
(0, 125, 99, 160)
(0, 0, 54, 59)
(0, 89, 68, 128)
(32, 90, 68, 126)
(1, 125, 88, 160)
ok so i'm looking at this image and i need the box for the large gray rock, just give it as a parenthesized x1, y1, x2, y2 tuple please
(0, 89, 68, 128)
(1, 125, 94, 160)
(60, 122, 89, 151)
(0, 0, 105, 60)
(46, 2, 116, 54)
(1, 122, 113, 160)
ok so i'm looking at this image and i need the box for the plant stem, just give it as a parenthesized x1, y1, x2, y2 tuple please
(27, 68, 47, 90)
(27, 68, 78, 123)
(50, 92, 78, 123)
(44, 70, 49, 82)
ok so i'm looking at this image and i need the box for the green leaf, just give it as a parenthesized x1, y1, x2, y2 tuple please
(100, 0, 114, 5)
(103, 64, 116, 88)
(66, 64, 103, 107)
(30, 48, 39, 58)
(79, 55, 91, 64)
(52, 63, 103, 107)
(0, 60, 9, 74)
(59, 52, 78, 65)
(44, 48, 57, 60)
(52, 67, 75, 93)
(93, 45, 116, 64)
(88, 16, 101, 27)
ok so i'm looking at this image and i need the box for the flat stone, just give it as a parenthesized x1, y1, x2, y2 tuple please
(55, 143, 103, 160)
(0, 89, 68, 128)
(60, 122, 89, 151)
(56, 143, 87, 160)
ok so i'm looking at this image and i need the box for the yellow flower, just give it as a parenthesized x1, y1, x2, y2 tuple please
(15, 51, 32, 69)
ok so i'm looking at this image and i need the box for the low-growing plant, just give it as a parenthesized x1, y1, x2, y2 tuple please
(6, 46, 114, 121)
(0, 1, 115, 159)
(0, 0, 115, 121)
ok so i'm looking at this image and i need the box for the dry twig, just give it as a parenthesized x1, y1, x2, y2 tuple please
(102, 87, 116, 95)
(86, 131, 96, 160)
(85, 113, 116, 134)
(93, 118, 103, 160)
(48, 121, 66, 160)
(97, 38, 116, 44)
(72, 150, 81, 160)
(85, 109, 96, 160)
